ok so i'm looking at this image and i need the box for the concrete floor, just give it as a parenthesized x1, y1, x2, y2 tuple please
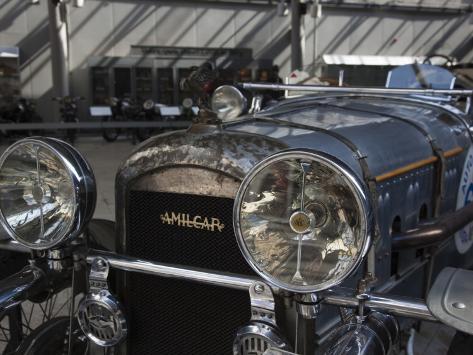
(72, 137, 134, 221)
(0, 136, 458, 353)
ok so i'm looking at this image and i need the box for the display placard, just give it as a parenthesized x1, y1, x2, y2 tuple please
(90, 106, 112, 117)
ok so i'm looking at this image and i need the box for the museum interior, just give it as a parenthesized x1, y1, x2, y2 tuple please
(0, 1, 472, 355)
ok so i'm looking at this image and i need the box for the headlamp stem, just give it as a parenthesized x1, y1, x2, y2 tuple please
(295, 293, 319, 355)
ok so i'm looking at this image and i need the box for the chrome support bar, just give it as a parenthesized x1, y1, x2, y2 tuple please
(0, 265, 46, 314)
(240, 83, 473, 97)
(87, 250, 263, 292)
(0, 239, 30, 253)
(320, 288, 437, 322)
(87, 250, 437, 322)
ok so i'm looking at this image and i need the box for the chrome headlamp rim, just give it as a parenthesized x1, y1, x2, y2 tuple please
(211, 85, 247, 121)
(233, 149, 373, 293)
(0, 137, 96, 250)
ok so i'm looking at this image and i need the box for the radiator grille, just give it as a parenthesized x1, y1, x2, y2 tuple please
(125, 190, 254, 354)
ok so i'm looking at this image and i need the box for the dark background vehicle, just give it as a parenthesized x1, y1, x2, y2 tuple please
(134, 98, 161, 143)
(53, 96, 84, 144)
(102, 97, 142, 143)
(0, 97, 43, 140)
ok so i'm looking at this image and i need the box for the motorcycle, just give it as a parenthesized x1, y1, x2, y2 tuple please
(103, 97, 165, 144)
(181, 97, 198, 120)
(134, 99, 161, 143)
(53, 96, 84, 144)
(102, 97, 141, 143)
(0, 98, 43, 139)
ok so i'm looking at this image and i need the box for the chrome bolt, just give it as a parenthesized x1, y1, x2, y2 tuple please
(356, 293, 370, 319)
(254, 283, 265, 294)
(95, 258, 106, 268)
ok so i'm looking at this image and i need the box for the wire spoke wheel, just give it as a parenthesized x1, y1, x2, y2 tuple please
(102, 116, 121, 142)
(0, 287, 87, 355)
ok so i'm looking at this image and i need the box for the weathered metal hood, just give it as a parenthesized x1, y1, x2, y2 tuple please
(116, 127, 289, 186)
(116, 95, 471, 212)
(115, 127, 289, 252)
(229, 95, 471, 182)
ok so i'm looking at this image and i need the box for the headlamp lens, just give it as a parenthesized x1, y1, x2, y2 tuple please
(234, 151, 370, 292)
(0, 138, 95, 249)
(211, 85, 247, 121)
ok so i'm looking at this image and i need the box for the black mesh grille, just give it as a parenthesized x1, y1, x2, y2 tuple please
(125, 190, 255, 354)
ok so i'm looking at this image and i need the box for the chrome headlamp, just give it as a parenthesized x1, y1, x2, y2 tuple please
(234, 150, 372, 293)
(182, 97, 194, 109)
(211, 85, 247, 121)
(143, 99, 154, 111)
(0, 137, 96, 250)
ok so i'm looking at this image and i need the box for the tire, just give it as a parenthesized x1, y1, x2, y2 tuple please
(67, 130, 76, 145)
(135, 127, 153, 142)
(67, 118, 78, 145)
(0, 269, 85, 354)
(86, 219, 116, 252)
(86, 219, 117, 292)
(29, 113, 44, 136)
(14, 317, 88, 355)
(62, 118, 78, 145)
(0, 249, 28, 280)
(448, 331, 473, 355)
(102, 117, 120, 142)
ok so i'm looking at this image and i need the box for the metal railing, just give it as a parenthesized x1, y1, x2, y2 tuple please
(240, 83, 473, 97)
(0, 120, 191, 132)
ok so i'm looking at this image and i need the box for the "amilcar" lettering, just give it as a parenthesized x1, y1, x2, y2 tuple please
(160, 212, 225, 232)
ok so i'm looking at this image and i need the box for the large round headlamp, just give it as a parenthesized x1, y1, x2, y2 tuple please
(211, 85, 247, 121)
(234, 150, 372, 293)
(0, 137, 96, 250)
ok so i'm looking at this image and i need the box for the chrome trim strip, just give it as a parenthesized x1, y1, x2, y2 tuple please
(87, 250, 437, 322)
(375, 147, 463, 183)
(241, 83, 473, 97)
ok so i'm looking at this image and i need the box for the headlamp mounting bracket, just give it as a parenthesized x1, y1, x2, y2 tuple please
(88, 257, 110, 292)
(249, 281, 277, 326)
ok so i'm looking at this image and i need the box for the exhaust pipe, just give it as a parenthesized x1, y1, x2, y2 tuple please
(392, 202, 473, 250)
